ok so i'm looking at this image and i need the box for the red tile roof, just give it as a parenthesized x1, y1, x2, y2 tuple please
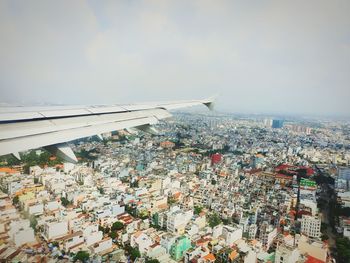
(305, 256, 325, 263)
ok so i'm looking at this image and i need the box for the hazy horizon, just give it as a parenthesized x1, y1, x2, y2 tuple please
(0, 0, 349, 117)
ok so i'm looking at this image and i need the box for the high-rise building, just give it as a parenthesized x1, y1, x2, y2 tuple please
(288, 125, 312, 134)
(263, 118, 273, 127)
(259, 222, 277, 249)
(300, 215, 321, 238)
(272, 120, 284, 129)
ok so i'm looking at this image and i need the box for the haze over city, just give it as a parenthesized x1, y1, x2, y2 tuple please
(0, 0, 349, 116)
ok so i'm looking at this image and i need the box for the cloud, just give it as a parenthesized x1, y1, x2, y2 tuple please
(0, 0, 349, 116)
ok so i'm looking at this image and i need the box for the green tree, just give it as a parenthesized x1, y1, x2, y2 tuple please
(111, 221, 124, 231)
(109, 231, 117, 239)
(167, 196, 176, 205)
(98, 225, 110, 234)
(131, 248, 141, 261)
(39, 151, 51, 165)
(60, 197, 70, 207)
(125, 205, 137, 216)
(104, 226, 110, 234)
(97, 187, 105, 195)
(222, 218, 231, 225)
(146, 259, 160, 263)
(125, 245, 140, 261)
(138, 210, 149, 220)
(321, 233, 329, 241)
(0, 154, 20, 166)
(12, 196, 19, 206)
(30, 216, 38, 230)
(339, 207, 350, 217)
(73, 251, 90, 262)
(336, 238, 350, 262)
(208, 213, 222, 228)
(194, 206, 203, 215)
(130, 179, 139, 188)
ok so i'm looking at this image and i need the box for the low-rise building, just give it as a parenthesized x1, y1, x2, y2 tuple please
(43, 221, 68, 240)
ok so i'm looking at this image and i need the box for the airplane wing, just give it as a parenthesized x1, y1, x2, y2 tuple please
(0, 98, 214, 163)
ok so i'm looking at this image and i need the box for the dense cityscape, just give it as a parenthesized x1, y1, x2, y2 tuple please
(0, 112, 350, 263)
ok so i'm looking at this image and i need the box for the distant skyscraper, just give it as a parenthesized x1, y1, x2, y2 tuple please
(287, 125, 312, 134)
(263, 119, 273, 127)
(272, 119, 284, 129)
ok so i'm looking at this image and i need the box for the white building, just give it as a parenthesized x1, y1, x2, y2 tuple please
(94, 209, 112, 219)
(85, 231, 103, 247)
(248, 224, 257, 239)
(43, 221, 68, 240)
(90, 238, 112, 254)
(28, 203, 44, 216)
(81, 223, 103, 246)
(186, 223, 199, 237)
(259, 222, 277, 249)
(45, 200, 60, 211)
(338, 191, 350, 207)
(300, 199, 318, 216)
(9, 220, 36, 247)
(344, 227, 350, 240)
(160, 233, 177, 253)
(13, 228, 36, 247)
(167, 208, 193, 234)
(239, 217, 249, 232)
(212, 225, 243, 246)
(63, 163, 75, 173)
(298, 235, 327, 262)
(222, 225, 243, 246)
(8, 181, 22, 195)
(301, 215, 321, 238)
(111, 204, 125, 216)
(63, 231, 84, 251)
(275, 244, 300, 263)
(212, 224, 223, 238)
(131, 232, 153, 254)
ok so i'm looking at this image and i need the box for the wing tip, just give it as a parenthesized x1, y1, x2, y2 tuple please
(202, 95, 217, 111)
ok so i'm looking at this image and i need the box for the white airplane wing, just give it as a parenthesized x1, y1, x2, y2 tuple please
(0, 98, 214, 162)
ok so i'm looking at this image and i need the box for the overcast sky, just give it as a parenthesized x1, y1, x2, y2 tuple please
(0, 0, 349, 116)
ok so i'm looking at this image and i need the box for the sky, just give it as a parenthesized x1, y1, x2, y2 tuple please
(0, 0, 349, 116)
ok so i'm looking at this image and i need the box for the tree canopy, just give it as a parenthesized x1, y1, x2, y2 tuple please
(73, 251, 90, 262)
(208, 213, 222, 228)
(125, 245, 141, 261)
(111, 221, 124, 231)
(60, 197, 71, 207)
(194, 206, 203, 215)
(336, 238, 350, 263)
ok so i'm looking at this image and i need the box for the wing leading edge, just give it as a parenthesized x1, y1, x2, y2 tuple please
(0, 98, 214, 162)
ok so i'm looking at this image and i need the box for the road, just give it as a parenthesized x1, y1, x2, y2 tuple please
(319, 183, 337, 256)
